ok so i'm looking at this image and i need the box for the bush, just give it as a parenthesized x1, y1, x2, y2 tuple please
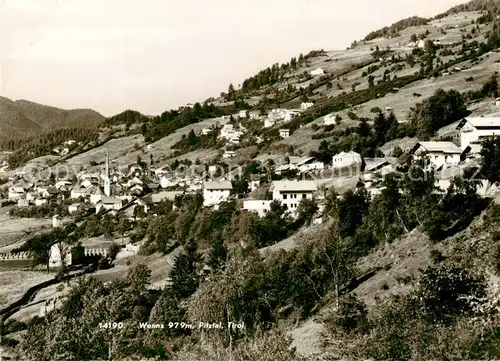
(327, 294, 370, 334)
(417, 264, 486, 324)
(370, 106, 382, 113)
(347, 111, 358, 120)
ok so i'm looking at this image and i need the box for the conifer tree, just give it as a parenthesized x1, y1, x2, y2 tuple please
(169, 238, 201, 299)
(208, 232, 228, 271)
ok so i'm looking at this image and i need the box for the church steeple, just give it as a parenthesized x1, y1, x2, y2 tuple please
(104, 151, 111, 197)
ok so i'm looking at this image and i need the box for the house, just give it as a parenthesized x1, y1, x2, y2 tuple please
(456, 117, 500, 150)
(17, 198, 30, 208)
(222, 151, 236, 159)
(34, 199, 48, 206)
(243, 200, 272, 217)
(324, 114, 336, 125)
(332, 151, 362, 169)
(203, 180, 233, 207)
(409, 141, 462, 169)
(310, 68, 325, 76)
(300, 102, 314, 111)
(95, 197, 123, 214)
(249, 174, 261, 192)
(296, 157, 325, 173)
(201, 128, 212, 135)
(279, 129, 290, 139)
(238, 110, 248, 118)
(8, 186, 25, 200)
(49, 244, 72, 268)
(53, 215, 62, 228)
(271, 180, 317, 214)
(90, 187, 104, 205)
(152, 191, 184, 204)
(120, 198, 149, 219)
(70, 186, 88, 199)
(363, 158, 396, 181)
(68, 203, 83, 214)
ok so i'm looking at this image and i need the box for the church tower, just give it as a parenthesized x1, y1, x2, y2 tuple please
(104, 152, 111, 197)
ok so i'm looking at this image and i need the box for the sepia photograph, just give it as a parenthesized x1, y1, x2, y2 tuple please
(1, 0, 500, 360)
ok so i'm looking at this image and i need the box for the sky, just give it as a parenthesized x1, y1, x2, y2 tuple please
(0, 0, 470, 116)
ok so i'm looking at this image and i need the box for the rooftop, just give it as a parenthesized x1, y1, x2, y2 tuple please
(416, 141, 461, 154)
(272, 180, 318, 192)
(204, 180, 233, 190)
(457, 117, 500, 129)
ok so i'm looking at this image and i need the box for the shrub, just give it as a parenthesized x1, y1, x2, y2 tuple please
(347, 111, 358, 120)
(370, 106, 382, 113)
(417, 265, 486, 324)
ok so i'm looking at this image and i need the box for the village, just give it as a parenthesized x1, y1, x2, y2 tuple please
(1, 100, 499, 273)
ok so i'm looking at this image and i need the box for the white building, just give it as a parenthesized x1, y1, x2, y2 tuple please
(68, 203, 83, 214)
(332, 151, 362, 169)
(310, 68, 325, 76)
(222, 151, 236, 159)
(8, 186, 25, 201)
(49, 244, 72, 268)
(456, 117, 500, 150)
(95, 197, 123, 214)
(300, 102, 314, 111)
(296, 157, 325, 173)
(238, 110, 248, 118)
(243, 200, 272, 217)
(203, 180, 233, 207)
(249, 174, 261, 192)
(409, 141, 462, 169)
(324, 114, 336, 126)
(220, 124, 244, 142)
(201, 128, 212, 135)
(52, 214, 62, 228)
(279, 129, 290, 139)
(271, 180, 317, 214)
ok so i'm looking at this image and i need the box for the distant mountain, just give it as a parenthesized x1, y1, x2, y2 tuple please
(0, 96, 104, 142)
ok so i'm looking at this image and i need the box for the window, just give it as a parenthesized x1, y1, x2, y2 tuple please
(303, 194, 307, 199)
(283, 194, 287, 199)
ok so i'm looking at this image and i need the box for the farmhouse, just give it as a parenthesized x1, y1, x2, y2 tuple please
(310, 68, 325, 76)
(279, 129, 290, 139)
(271, 180, 317, 214)
(332, 151, 362, 169)
(456, 117, 500, 150)
(203, 180, 233, 207)
(409, 141, 462, 169)
(242, 199, 273, 217)
(249, 174, 261, 192)
(300, 102, 314, 111)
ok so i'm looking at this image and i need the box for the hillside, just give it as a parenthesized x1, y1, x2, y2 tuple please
(0, 96, 104, 145)
(31, 2, 499, 175)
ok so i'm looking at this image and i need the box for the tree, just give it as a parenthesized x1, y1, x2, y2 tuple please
(333, 188, 370, 237)
(330, 294, 370, 334)
(208, 232, 228, 271)
(410, 89, 468, 139)
(392, 145, 403, 157)
(417, 265, 485, 324)
(169, 239, 201, 299)
(297, 198, 318, 226)
(480, 139, 500, 183)
(356, 119, 371, 138)
(368, 75, 375, 88)
(481, 73, 499, 97)
(231, 175, 249, 197)
(411, 33, 418, 42)
(228, 83, 235, 100)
